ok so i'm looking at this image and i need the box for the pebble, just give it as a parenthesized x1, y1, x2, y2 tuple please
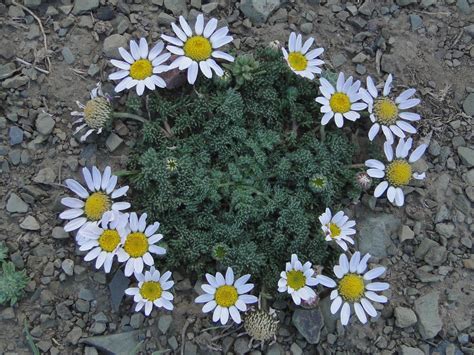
(33, 167, 56, 184)
(394, 307, 417, 328)
(291, 308, 323, 344)
(457, 146, 474, 167)
(202, 2, 218, 14)
(462, 93, 474, 116)
(332, 53, 347, 68)
(164, 0, 187, 15)
(52, 226, 69, 239)
(61, 47, 75, 64)
(72, 0, 99, 15)
(414, 291, 442, 339)
(158, 315, 173, 334)
(399, 225, 415, 242)
(300, 22, 313, 34)
(103, 34, 128, 59)
(105, 133, 123, 152)
(61, 259, 74, 276)
(456, 0, 471, 14)
(76, 299, 90, 313)
(6, 193, 29, 213)
(20, 215, 40, 230)
(9, 126, 24, 146)
(399, 345, 424, 355)
(2, 75, 29, 89)
(409, 14, 423, 30)
(240, 0, 282, 25)
(130, 312, 145, 329)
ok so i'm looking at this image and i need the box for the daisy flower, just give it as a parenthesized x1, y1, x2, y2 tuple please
(108, 38, 170, 96)
(316, 252, 389, 326)
(71, 83, 112, 142)
(319, 208, 356, 251)
(162, 14, 234, 85)
(359, 74, 421, 143)
(282, 32, 324, 80)
(77, 211, 128, 273)
(195, 267, 258, 325)
(365, 138, 427, 207)
(277, 254, 318, 305)
(316, 72, 367, 128)
(60, 166, 131, 233)
(125, 266, 174, 316)
(117, 212, 166, 276)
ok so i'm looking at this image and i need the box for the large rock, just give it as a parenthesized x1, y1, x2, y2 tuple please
(240, 0, 282, 25)
(6, 193, 28, 213)
(291, 308, 323, 344)
(103, 34, 128, 59)
(164, 0, 187, 15)
(357, 213, 400, 257)
(414, 292, 442, 339)
(72, 0, 99, 15)
(35, 113, 56, 136)
(463, 93, 474, 116)
(80, 331, 143, 354)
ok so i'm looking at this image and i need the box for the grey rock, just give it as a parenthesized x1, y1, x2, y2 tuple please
(233, 336, 249, 355)
(414, 238, 438, 259)
(96, 6, 114, 21)
(399, 225, 415, 242)
(90, 322, 106, 335)
(9, 126, 24, 145)
(456, 0, 471, 14)
(157, 12, 176, 25)
(240, 0, 282, 25)
(409, 14, 423, 30)
(267, 343, 284, 355)
(62, 47, 75, 64)
(24, 0, 42, 8)
(396, 0, 417, 5)
(290, 343, 303, 355)
(103, 34, 128, 59)
(33, 167, 56, 184)
(0, 63, 17, 80)
(462, 93, 474, 116)
(399, 346, 424, 355)
(76, 299, 90, 313)
(2, 75, 28, 89)
(10, 251, 24, 269)
(292, 308, 323, 344)
(454, 194, 470, 214)
(158, 315, 173, 334)
(202, 2, 218, 14)
(72, 0, 99, 15)
(0, 307, 15, 320)
(56, 302, 73, 320)
(435, 223, 454, 238)
(421, 0, 437, 8)
(359, 1, 375, 16)
(79, 288, 95, 301)
(424, 245, 447, 266)
(458, 146, 474, 167)
(130, 313, 145, 328)
(465, 24, 474, 37)
(6, 193, 28, 213)
(20, 216, 40, 230)
(168, 336, 179, 350)
(414, 292, 442, 339)
(46, 6, 59, 16)
(61, 259, 74, 276)
(332, 53, 347, 68)
(394, 307, 417, 328)
(319, 296, 337, 333)
(164, 0, 187, 15)
(52, 226, 69, 239)
(109, 269, 130, 312)
(300, 22, 313, 34)
(66, 326, 83, 345)
(358, 213, 400, 257)
(105, 133, 123, 152)
(184, 341, 198, 355)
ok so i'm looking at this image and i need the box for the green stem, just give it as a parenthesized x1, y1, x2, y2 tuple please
(112, 112, 148, 123)
(319, 124, 326, 142)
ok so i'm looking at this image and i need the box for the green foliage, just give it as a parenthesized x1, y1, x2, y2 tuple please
(224, 54, 261, 87)
(0, 243, 7, 263)
(129, 48, 357, 290)
(0, 262, 29, 306)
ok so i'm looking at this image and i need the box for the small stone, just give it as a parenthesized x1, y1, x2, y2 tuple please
(202, 2, 218, 14)
(292, 308, 323, 344)
(355, 64, 366, 75)
(24, 0, 42, 8)
(267, 343, 284, 355)
(424, 245, 447, 266)
(409, 14, 423, 30)
(9, 126, 24, 145)
(46, 6, 59, 16)
(399, 225, 415, 242)
(105, 133, 123, 152)
(35, 112, 55, 136)
(61, 259, 74, 276)
(164, 0, 187, 15)
(20, 216, 40, 230)
(463, 256, 474, 270)
(421, 0, 437, 8)
(414, 291, 442, 339)
(96, 6, 114, 21)
(103, 34, 128, 59)
(435, 223, 454, 238)
(90, 322, 106, 334)
(456, 0, 471, 14)
(33, 167, 56, 184)
(109, 269, 129, 312)
(352, 52, 367, 63)
(399, 346, 424, 355)
(157, 12, 176, 25)
(0, 63, 17, 80)
(300, 22, 313, 34)
(66, 326, 83, 345)
(158, 315, 173, 334)
(81, 331, 142, 354)
(79, 289, 95, 301)
(458, 146, 474, 167)
(52, 226, 69, 239)
(76, 299, 90, 313)
(61, 47, 75, 64)
(240, 0, 282, 25)
(462, 93, 474, 116)
(396, 0, 417, 6)
(0, 307, 15, 320)
(168, 336, 179, 350)
(6, 193, 28, 213)
(72, 0, 99, 15)
(290, 343, 303, 355)
(394, 307, 417, 328)
(331, 53, 347, 68)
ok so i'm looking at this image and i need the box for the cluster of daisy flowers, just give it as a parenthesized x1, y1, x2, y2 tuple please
(60, 166, 172, 315)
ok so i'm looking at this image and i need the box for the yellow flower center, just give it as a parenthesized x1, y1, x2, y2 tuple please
(98, 229, 121, 252)
(329, 92, 351, 113)
(374, 98, 399, 125)
(83, 97, 112, 129)
(183, 36, 212, 61)
(140, 281, 163, 301)
(338, 273, 365, 302)
(214, 285, 238, 307)
(287, 52, 308, 71)
(386, 159, 412, 187)
(328, 223, 341, 238)
(129, 59, 153, 80)
(286, 270, 306, 291)
(84, 192, 111, 221)
(123, 232, 149, 258)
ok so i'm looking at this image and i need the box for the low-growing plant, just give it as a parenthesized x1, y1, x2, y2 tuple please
(0, 262, 29, 306)
(127, 48, 359, 290)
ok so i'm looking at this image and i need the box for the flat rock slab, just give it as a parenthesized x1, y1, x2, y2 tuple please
(292, 308, 324, 344)
(357, 213, 401, 257)
(80, 330, 143, 354)
(414, 291, 442, 339)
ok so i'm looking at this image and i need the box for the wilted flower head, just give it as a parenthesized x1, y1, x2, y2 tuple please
(355, 171, 372, 191)
(309, 174, 328, 192)
(212, 243, 229, 261)
(244, 309, 279, 343)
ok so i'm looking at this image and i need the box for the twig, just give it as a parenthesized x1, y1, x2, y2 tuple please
(180, 317, 195, 355)
(12, 0, 51, 73)
(211, 325, 243, 342)
(15, 57, 50, 74)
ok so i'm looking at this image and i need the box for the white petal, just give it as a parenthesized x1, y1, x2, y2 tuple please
(130, 40, 140, 60)
(363, 267, 386, 280)
(65, 179, 89, 199)
(203, 18, 218, 38)
(382, 126, 394, 144)
(396, 120, 417, 134)
(383, 74, 392, 96)
(206, 59, 224, 76)
(366, 76, 378, 98)
(196, 294, 214, 304)
(139, 38, 149, 58)
(301, 37, 314, 54)
(339, 254, 349, 273)
(334, 113, 344, 128)
(383, 141, 394, 161)
(148, 41, 164, 60)
(211, 50, 234, 62)
(136, 81, 145, 96)
(330, 296, 342, 314)
(179, 16, 193, 37)
(366, 282, 390, 291)
(340, 302, 351, 326)
(289, 32, 296, 52)
(357, 253, 371, 274)
(349, 252, 360, 273)
(360, 298, 377, 317)
(212, 305, 222, 323)
(59, 208, 84, 220)
(387, 186, 396, 203)
(367, 168, 384, 178)
(199, 60, 212, 78)
(336, 72, 345, 92)
(229, 306, 241, 324)
(409, 144, 427, 163)
(374, 181, 388, 198)
(161, 34, 183, 47)
(225, 267, 234, 285)
(212, 36, 233, 49)
(171, 22, 188, 42)
(202, 300, 217, 313)
(365, 159, 385, 170)
(61, 197, 84, 209)
(195, 14, 204, 35)
(114, 77, 134, 93)
(118, 47, 134, 64)
(398, 98, 420, 110)
(354, 302, 368, 324)
(364, 291, 388, 303)
(316, 275, 337, 288)
(220, 307, 229, 325)
(396, 88, 416, 103)
(399, 112, 421, 121)
(110, 59, 131, 70)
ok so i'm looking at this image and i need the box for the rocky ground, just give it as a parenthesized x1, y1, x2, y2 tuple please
(0, 0, 473, 354)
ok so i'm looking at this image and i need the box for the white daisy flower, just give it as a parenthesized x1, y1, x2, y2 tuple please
(316, 252, 390, 326)
(277, 254, 318, 305)
(359, 74, 421, 144)
(77, 211, 128, 273)
(195, 267, 258, 325)
(71, 83, 112, 142)
(319, 208, 356, 251)
(162, 14, 234, 85)
(281, 32, 324, 80)
(117, 212, 166, 277)
(60, 166, 131, 234)
(366, 138, 428, 207)
(108, 38, 170, 96)
(125, 266, 174, 316)
(316, 72, 368, 128)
